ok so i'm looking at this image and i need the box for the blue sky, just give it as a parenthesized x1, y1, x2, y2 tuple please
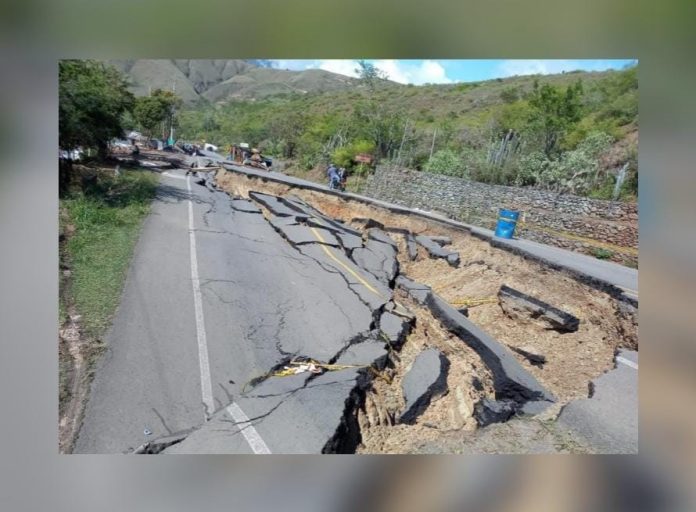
(269, 59, 636, 85)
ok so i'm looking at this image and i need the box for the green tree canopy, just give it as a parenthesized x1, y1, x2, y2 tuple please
(355, 60, 388, 90)
(59, 60, 134, 156)
(528, 79, 584, 157)
(133, 89, 182, 139)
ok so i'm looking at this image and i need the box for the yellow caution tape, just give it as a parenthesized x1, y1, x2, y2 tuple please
(448, 296, 499, 307)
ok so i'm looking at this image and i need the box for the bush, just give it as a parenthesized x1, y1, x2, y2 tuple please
(425, 149, 467, 178)
(500, 86, 520, 103)
(591, 248, 614, 260)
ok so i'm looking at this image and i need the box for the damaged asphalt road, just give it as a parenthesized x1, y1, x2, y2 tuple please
(74, 168, 394, 453)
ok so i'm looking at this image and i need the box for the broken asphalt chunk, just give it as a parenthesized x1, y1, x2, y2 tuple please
(230, 198, 262, 214)
(429, 236, 452, 246)
(269, 215, 299, 229)
(352, 238, 398, 285)
(498, 285, 579, 332)
(474, 398, 517, 427)
(406, 234, 418, 261)
(424, 293, 555, 406)
(336, 232, 363, 251)
(509, 345, 547, 366)
(395, 275, 431, 304)
(446, 252, 461, 267)
(399, 348, 449, 424)
(379, 310, 412, 350)
(367, 228, 397, 248)
(415, 235, 460, 267)
(276, 224, 340, 247)
(336, 339, 388, 371)
(249, 191, 308, 218)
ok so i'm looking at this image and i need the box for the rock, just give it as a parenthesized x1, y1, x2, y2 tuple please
(452, 385, 473, 428)
(379, 311, 412, 350)
(446, 252, 461, 267)
(474, 398, 517, 427)
(405, 234, 418, 261)
(509, 345, 547, 366)
(498, 285, 580, 332)
(399, 348, 450, 424)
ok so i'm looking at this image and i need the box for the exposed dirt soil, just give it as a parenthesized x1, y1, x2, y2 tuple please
(357, 292, 495, 453)
(58, 210, 92, 454)
(397, 232, 634, 404)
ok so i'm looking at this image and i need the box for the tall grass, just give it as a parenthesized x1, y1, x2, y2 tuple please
(61, 170, 157, 338)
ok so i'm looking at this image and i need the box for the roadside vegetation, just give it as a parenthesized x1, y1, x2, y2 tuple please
(61, 170, 157, 337)
(59, 167, 156, 451)
(174, 62, 638, 200)
(59, 60, 160, 450)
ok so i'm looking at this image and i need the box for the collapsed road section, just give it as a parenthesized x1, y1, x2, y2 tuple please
(123, 164, 637, 454)
(161, 166, 637, 454)
(98, 163, 637, 454)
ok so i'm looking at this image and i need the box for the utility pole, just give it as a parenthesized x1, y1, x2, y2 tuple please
(429, 128, 437, 161)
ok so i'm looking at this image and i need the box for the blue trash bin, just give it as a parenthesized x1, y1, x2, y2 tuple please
(494, 208, 520, 239)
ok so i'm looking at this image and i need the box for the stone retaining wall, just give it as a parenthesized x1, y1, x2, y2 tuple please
(364, 167, 638, 266)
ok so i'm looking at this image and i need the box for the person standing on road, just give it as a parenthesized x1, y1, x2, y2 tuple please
(327, 163, 340, 190)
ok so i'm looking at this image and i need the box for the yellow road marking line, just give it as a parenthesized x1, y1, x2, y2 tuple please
(308, 226, 383, 297)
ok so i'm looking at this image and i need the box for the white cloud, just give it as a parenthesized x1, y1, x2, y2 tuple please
(373, 60, 452, 85)
(317, 60, 361, 78)
(271, 59, 453, 85)
(498, 59, 625, 78)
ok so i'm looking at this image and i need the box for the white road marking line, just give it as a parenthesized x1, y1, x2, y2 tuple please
(616, 356, 638, 370)
(226, 403, 272, 454)
(187, 176, 215, 418)
(186, 177, 271, 453)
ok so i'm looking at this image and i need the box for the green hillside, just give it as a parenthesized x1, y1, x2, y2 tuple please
(173, 65, 637, 200)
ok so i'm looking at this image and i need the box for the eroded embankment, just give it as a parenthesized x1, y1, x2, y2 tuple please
(215, 169, 637, 452)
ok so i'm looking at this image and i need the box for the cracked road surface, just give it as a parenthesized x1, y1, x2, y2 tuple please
(74, 169, 383, 453)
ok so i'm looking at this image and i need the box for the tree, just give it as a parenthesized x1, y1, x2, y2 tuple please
(351, 101, 405, 160)
(133, 89, 182, 140)
(59, 60, 134, 157)
(355, 60, 387, 90)
(527, 79, 583, 157)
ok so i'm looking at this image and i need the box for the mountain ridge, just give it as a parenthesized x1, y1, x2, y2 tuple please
(107, 59, 363, 103)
